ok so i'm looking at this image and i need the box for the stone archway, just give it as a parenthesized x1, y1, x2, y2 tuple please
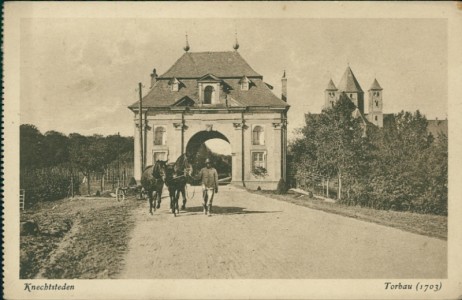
(186, 130, 232, 183)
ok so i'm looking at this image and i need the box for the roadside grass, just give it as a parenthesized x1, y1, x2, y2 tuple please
(250, 189, 447, 240)
(20, 196, 143, 279)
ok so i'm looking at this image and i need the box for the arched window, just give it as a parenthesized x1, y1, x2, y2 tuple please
(204, 86, 214, 104)
(154, 126, 166, 145)
(252, 126, 264, 145)
(375, 100, 379, 107)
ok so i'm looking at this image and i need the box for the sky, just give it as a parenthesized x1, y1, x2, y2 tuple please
(20, 18, 447, 150)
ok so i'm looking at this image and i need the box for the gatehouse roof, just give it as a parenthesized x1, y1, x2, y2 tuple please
(130, 78, 287, 108)
(129, 51, 288, 109)
(160, 51, 262, 78)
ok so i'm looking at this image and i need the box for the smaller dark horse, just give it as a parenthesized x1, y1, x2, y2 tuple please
(164, 154, 193, 217)
(141, 160, 167, 215)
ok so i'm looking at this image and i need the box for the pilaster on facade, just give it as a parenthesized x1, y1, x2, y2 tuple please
(233, 122, 248, 130)
(273, 122, 286, 130)
(144, 120, 152, 132)
(173, 122, 188, 131)
(135, 122, 152, 133)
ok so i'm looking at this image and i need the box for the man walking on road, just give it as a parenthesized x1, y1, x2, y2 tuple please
(197, 158, 218, 216)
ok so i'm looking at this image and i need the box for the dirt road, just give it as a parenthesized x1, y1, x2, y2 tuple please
(118, 185, 446, 279)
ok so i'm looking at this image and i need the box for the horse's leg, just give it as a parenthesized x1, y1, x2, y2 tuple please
(180, 184, 186, 210)
(148, 190, 154, 215)
(172, 192, 177, 216)
(155, 189, 161, 212)
(175, 189, 180, 215)
(156, 183, 162, 209)
(169, 187, 174, 214)
(152, 191, 157, 212)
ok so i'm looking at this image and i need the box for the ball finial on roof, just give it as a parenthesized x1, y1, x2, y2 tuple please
(183, 33, 190, 52)
(233, 32, 239, 50)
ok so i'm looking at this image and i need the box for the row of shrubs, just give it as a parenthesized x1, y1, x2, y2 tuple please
(20, 168, 80, 208)
(336, 180, 448, 216)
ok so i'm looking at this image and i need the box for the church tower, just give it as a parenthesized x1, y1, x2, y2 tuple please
(324, 79, 338, 110)
(337, 66, 364, 113)
(368, 78, 383, 127)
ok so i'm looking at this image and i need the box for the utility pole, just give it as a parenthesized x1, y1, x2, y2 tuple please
(117, 131, 120, 188)
(143, 110, 148, 171)
(138, 82, 144, 180)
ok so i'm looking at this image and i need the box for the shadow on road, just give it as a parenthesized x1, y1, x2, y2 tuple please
(184, 206, 281, 215)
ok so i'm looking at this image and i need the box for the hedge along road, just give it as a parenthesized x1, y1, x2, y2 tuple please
(118, 185, 446, 279)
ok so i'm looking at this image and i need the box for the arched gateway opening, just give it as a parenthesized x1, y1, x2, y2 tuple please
(186, 131, 232, 184)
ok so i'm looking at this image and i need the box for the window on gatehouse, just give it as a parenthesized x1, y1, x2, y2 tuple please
(252, 126, 265, 145)
(154, 126, 166, 145)
(153, 151, 167, 162)
(252, 151, 266, 172)
(252, 152, 266, 172)
(240, 76, 250, 91)
(204, 86, 214, 104)
(172, 82, 179, 92)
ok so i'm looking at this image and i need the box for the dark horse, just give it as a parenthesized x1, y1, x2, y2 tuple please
(141, 160, 167, 215)
(164, 154, 193, 217)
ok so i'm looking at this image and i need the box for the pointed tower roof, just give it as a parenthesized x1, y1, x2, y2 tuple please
(369, 78, 383, 90)
(325, 79, 337, 91)
(337, 66, 363, 93)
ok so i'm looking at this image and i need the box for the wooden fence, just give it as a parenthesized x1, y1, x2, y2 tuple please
(80, 162, 135, 195)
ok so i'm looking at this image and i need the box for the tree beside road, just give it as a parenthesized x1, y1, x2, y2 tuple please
(290, 96, 447, 215)
(20, 124, 134, 206)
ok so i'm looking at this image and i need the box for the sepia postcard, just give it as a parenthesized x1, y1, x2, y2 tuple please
(3, 1, 462, 299)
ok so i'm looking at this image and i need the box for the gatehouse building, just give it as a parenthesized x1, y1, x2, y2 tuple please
(129, 40, 289, 190)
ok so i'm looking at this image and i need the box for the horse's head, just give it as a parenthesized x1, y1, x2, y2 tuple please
(184, 160, 193, 178)
(175, 154, 193, 178)
(164, 163, 177, 183)
(153, 160, 168, 182)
